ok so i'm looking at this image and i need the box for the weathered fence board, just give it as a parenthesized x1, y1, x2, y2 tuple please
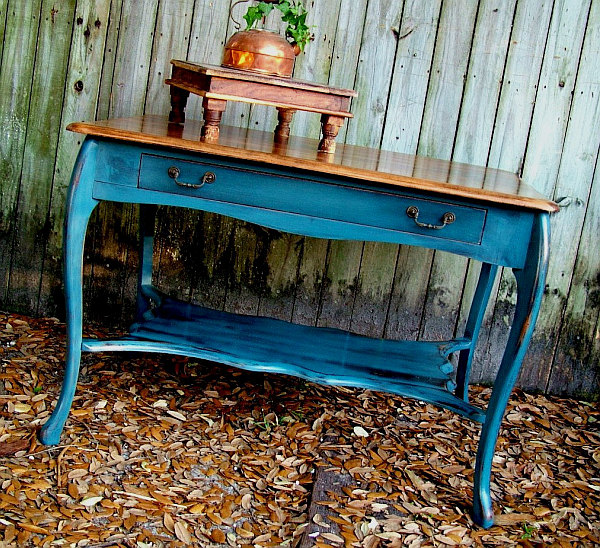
(414, 0, 478, 343)
(7, 0, 76, 314)
(0, 2, 43, 302)
(543, 0, 600, 395)
(38, 0, 112, 315)
(470, 0, 553, 384)
(516, 0, 592, 391)
(1, 0, 599, 397)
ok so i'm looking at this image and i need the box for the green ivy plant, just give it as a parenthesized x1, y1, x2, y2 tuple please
(242, 0, 313, 52)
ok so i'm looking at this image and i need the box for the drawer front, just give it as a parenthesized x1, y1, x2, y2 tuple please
(138, 154, 487, 244)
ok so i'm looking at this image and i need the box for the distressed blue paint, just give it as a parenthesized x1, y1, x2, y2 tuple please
(92, 141, 533, 268)
(473, 213, 550, 528)
(456, 262, 499, 400)
(38, 140, 100, 445)
(39, 134, 552, 528)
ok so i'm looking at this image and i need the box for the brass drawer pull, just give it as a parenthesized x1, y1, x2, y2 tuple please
(167, 166, 216, 189)
(406, 205, 456, 230)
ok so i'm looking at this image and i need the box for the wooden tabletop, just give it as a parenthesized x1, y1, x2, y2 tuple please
(67, 115, 558, 213)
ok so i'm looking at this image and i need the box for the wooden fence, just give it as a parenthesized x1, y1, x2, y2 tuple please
(1, 0, 599, 398)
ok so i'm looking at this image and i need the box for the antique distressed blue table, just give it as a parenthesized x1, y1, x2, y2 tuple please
(39, 115, 557, 528)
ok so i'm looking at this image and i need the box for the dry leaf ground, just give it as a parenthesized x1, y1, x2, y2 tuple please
(0, 311, 599, 547)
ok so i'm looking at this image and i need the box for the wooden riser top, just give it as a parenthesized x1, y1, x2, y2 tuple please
(67, 115, 558, 213)
(170, 61, 358, 97)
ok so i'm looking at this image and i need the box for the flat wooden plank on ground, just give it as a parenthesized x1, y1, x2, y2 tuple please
(0, 1, 43, 305)
(299, 466, 354, 547)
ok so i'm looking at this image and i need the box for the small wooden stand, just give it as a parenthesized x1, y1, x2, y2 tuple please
(165, 60, 357, 154)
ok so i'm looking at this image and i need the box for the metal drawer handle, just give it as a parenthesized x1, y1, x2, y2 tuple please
(406, 206, 456, 230)
(167, 166, 216, 189)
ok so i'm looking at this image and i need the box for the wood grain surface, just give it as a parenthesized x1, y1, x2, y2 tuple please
(67, 115, 557, 212)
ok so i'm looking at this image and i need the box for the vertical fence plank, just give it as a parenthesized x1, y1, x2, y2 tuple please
(513, 0, 591, 390)
(317, 240, 362, 331)
(0, 0, 8, 63)
(303, 0, 367, 331)
(345, 0, 401, 148)
(550, 150, 600, 398)
(412, 0, 478, 341)
(95, 0, 124, 120)
(0, 2, 43, 303)
(381, 0, 441, 341)
(109, 0, 160, 117)
(291, 237, 328, 327)
(420, 0, 516, 344)
(381, 0, 441, 154)
(151, 1, 233, 312)
(340, 0, 403, 337)
(223, 221, 261, 315)
(253, 0, 343, 324)
(530, 0, 600, 392)
(6, 0, 77, 313)
(221, 0, 255, 129)
(290, 0, 342, 140)
(469, 0, 554, 383)
(185, 0, 234, 120)
(85, 0, 160, 322)
(144, 0, 195, 116)
(38, 0, 112, 316)
(257, 233, 303, 320)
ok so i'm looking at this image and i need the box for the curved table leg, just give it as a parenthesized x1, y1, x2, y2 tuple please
(39, 140, 99, 445)
(456, 262, 499, 401)
(472, 213, 550, 527)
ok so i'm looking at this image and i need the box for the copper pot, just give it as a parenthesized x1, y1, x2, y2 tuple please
(222, 29, 296, 78)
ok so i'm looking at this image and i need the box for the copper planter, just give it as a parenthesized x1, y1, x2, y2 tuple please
(222, 29, 296, 78)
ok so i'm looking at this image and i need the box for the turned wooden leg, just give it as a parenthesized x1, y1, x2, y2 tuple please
(201, 97, 227, 141)
(168, 86, 190, 124)
(274, 108, 296, 143)
(319, 114, 344, 154)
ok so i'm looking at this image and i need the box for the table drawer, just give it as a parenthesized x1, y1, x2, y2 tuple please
(138, 154, 487, 244)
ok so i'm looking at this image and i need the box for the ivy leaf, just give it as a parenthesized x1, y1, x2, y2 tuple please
(243, 2, 274, 29)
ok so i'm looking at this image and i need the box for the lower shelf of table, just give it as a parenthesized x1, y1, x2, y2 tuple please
(82, 297, 485, 422)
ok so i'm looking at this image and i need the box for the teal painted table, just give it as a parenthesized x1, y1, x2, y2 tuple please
(39, 115, 558, 528)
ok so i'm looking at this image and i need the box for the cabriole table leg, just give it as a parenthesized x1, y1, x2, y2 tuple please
(472, 213, 550, 528)
(38, 140, 99, 445)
